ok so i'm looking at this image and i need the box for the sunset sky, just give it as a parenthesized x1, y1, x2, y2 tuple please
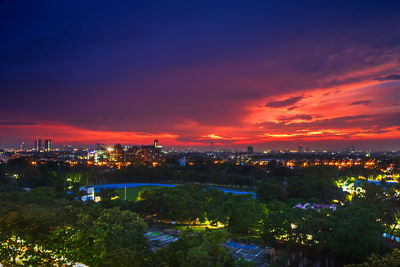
(1, 1, 400, 150)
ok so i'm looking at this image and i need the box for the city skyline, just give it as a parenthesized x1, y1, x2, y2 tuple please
(2, 137, 397, 153)
(1, 1, 400, 150)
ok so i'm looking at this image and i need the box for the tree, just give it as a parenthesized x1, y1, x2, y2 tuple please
(0, 188, 69, 265)
(353, 181, 400, 237)
(287, 166, 342, 203)
(153, 229, 235, 267)
(256, 178, 287, 203)
(260, 200, 290, 244)
(136, 185, 208, 224)
(97, 188, 118, 200)
(49, 206, 150, 266)
(327, 205, 384, 261)
(345, 249, 400, 267)
(204, 188, 230, 226)
(223, 195, 266, 234)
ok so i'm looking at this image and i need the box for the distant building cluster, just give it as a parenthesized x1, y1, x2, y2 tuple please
(87, 140, 164, 167)
(33, 138, 51, 152)
(0, 141, 399, 176)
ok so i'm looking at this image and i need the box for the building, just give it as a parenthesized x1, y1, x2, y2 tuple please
(35, 138, 42, 151)
(88, 149, 109, 162)
(247, 146, 254, 154)
(154, 139, 159, 148)
(126, 145, 163, 165)
(20, 142, 26, 151)
(44, 139, 51, 151)
(179, 156, 186, 167)
(95, 143, 105, 150)
(110, 144, 124, 162)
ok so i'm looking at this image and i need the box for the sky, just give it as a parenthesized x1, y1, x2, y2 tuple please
(0, 0, 400, 150)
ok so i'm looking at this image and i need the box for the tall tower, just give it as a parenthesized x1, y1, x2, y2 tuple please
(154, 139, 159, 148)
(44, 139, 51, 151)
(35, 138, 42, 151)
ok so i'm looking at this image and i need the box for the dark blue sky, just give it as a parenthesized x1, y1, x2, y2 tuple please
(1, 0, 400, 150)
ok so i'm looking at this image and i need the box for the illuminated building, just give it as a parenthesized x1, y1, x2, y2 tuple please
(179, 156, 186, 166)
(20, 142, 26, 151)
(88, 149, 109, 162)
(154, 139, 159, 148)
(44, 139, 51, 151)
(125, 144, 163, 165)
(95, 143, 105, 150)
(110, 144, 124, 161)
(34, 138, 42, 151)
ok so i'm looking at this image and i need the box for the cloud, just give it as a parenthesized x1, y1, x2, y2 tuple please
(278, 114, 313, 122)
(0, 121, 36, 126)
(256, 114, 374, 131)
(287, 106, 298, 111)
(349, 100, 372, 106)
(374, 74, 400, 81)
(265, 96, 303, 108)
(256, 113, 400, 136)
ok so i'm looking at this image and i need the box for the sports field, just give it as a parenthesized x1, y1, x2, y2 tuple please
(83, 182, 255, 201)
(115, 186, 160, 201)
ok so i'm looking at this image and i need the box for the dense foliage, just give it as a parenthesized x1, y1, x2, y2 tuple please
(153, 229, 240, 267)
(136, 185, 265, 234)
(0, 187, 151, 266)
(0, 158, 399, 266)
(345, 249, 400, 267)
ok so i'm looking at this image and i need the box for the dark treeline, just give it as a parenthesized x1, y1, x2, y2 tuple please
(134, 182, 398, 264)
(136, 185, 264, 234)
(1, 158, 400, 266)
(1, 182, 398, 266)
(0, 157, 388, 189)
(0, 186, 253, 266)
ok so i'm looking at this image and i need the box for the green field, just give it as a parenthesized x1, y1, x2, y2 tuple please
(115, 186, 160, 201)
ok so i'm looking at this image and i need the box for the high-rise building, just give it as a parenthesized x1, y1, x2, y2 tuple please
(179, 156, 186, 167)
(110, 143, 124, 161)
(154, 139, 159, 148)
(20, 142, 26, 151)
(298, 145, 304, 153)
(44, 139, 51, 151)
(95, 143, 105, 150)
(247, 146, 254, 154)
(35, 138, 42, 151)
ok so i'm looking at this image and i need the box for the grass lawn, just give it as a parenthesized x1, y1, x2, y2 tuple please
(172, 225, 208, 232)
(115, 186, 160, 201)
